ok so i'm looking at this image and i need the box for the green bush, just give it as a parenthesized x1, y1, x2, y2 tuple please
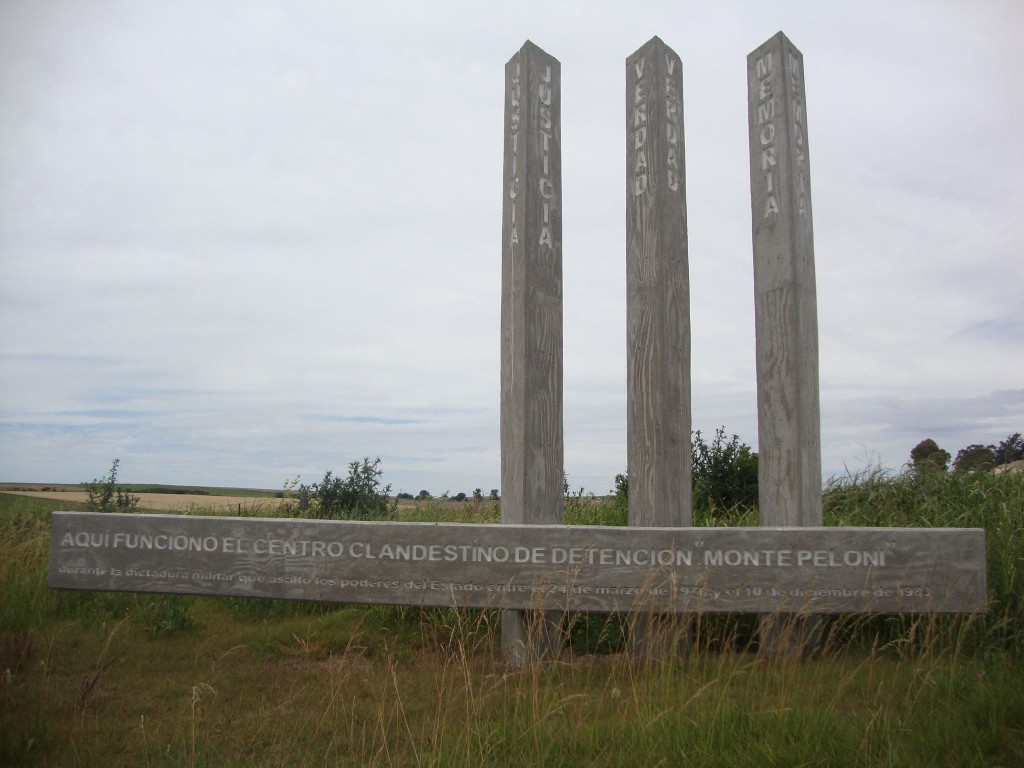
(308, 457, 396, 521)
(692, 427, 759, 514)
(83, 459, 140, 513)
(608, 472, 628, 519)
(614, 429, 759, 518)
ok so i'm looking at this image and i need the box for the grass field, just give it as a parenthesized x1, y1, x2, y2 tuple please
(0, 483, 284, 497)
(2, 471, 1022, 766)
(0, 483, 483, 515)
(0, 483, 290, 515)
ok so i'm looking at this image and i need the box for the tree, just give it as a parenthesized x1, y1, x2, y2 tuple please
(952, 444, 996, 474)
(489, 489, 500, 501)
(613, 430, 758, 516)
(611, 473, 628, 506)
(607, 472, 629, 517)
(308, 458, 395, 520)
(691, 428, 759, 513)
(84, 459, 140, 513)
(992, 433, 1024, 466)
(472, 488, 483, 501)
(417, 490, 433, 500)
(909, 439, 950, 474)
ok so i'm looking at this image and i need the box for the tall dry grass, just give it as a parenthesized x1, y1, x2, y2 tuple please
(2, 468, 1022, 766)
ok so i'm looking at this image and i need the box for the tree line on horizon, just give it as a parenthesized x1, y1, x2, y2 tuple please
(82, 430, 1022, 519)
(909, 433, 1023, 475)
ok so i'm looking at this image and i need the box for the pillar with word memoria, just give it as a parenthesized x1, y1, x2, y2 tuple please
(747, 31, 823, 655)
(500, 40, 564, 666)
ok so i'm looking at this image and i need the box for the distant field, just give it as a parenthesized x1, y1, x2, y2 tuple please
(0, 484, 479, 514)
(0, 483, 290, 513)
(0, 482, 280, 496)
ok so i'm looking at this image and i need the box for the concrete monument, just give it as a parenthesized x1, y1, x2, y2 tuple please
(46, 37, 991, 670)
(626, 36, 692, 530)
(50, 513, 987, 616)
(747, 32, 823, 654)
(747, 32, 821, 530)
(626, 37, 692, 655)
(501, 40, 564, 665)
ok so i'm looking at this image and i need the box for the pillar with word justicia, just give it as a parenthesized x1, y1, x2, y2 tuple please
(500, 40, 564, 666)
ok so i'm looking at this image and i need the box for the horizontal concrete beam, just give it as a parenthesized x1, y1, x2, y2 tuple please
(49, 512, 986, 614)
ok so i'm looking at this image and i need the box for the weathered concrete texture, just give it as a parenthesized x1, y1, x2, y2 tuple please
(501, 40, 564, 664)
(626, 36, 692, 530)
(50, 513, 988, 615)
(747, 32, 821, 529)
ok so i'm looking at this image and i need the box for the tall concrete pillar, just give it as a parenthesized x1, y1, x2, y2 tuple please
(500, 40, 563, 666)
(747, 32, 823, 655)
(626, 36, 692, 658)
(626, 36, 692, 530)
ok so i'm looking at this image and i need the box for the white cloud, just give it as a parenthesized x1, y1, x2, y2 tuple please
(2, 0, 1022, 493)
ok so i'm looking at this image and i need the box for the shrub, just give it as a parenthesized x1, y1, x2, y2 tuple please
(613, 429, 758, 517)
(84, 459, 140, 513)
(609, 472, 628, 518)
(691, 428, 758, 514)
(308, 458, 396, 521)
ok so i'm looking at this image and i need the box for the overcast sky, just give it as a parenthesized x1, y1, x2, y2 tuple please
(1, 0, 1021, 495)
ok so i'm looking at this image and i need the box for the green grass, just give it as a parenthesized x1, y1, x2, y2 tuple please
(2, 471, 1023, 766)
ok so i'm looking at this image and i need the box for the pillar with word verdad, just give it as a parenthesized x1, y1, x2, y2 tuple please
(625, 35, 693, 657)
